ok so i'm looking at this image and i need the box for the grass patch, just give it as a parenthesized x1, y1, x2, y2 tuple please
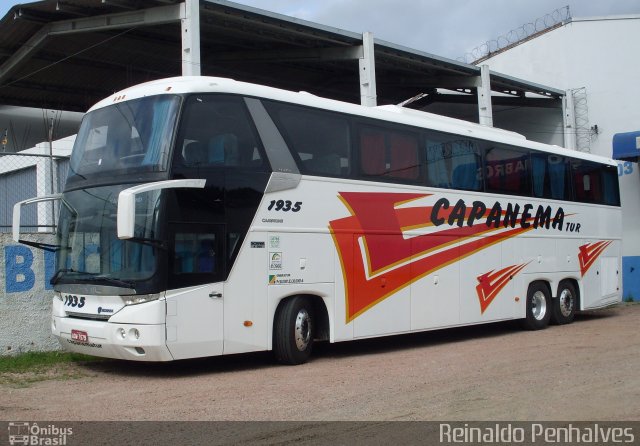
(0, 351, 103, 387)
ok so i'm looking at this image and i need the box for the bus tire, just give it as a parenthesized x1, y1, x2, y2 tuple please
(551, 281, 577, 325)
(521, 282, 551, 330)
(273, 296, 314, 365)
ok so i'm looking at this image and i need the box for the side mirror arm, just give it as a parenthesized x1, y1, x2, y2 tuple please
(117, 179, 206, 240)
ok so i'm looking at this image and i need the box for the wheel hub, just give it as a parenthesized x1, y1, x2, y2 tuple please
(531, 290, 547, 321)
(294, 309, 311, 351)
(559, 289, 574, 317)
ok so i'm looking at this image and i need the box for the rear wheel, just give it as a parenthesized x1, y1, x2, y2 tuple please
(551, 281, 577, 325)
(273, 296, 314, 365)
(521, 282, 551, 330)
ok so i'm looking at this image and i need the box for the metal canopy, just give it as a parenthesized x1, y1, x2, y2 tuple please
(0, 0, 564, 114)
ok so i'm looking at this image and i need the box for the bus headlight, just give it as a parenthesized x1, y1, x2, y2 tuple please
(117, 328, 126, 339)
(121, 293, 160, 306)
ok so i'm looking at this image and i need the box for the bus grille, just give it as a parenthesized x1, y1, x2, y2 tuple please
(66, 312, 111, 321)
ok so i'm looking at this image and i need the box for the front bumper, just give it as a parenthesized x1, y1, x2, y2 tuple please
(53, 315, 173, 361)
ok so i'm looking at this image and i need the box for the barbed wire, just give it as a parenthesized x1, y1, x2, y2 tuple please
(458, 6, 571, 65)
(572, 87, 592, 152)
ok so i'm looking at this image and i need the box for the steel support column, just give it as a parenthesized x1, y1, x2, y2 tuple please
(359, 31, 377, 107)
(477, 64, 493, 126)
(181, 0, 201, 76)
(562, 89, 577, 150)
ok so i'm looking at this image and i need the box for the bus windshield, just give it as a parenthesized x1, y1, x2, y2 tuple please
(69, 95, 180, 178)
(54, 184, 160, 286)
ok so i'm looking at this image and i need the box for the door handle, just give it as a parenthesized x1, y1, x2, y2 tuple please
(209, 292, 223, 299)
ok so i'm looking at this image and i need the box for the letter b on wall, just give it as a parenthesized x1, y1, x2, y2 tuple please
(5, 245, 36, 292)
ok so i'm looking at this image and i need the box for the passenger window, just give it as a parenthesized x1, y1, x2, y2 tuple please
(175, 95, 266, 169)
(601, 164, 621, 206)
(484, 146, 530, 196)
(531, 153, 571, 200)
(571, 160, 603, 203)
(425, 137, 481, 191)
(169, 223, 224, 289)
(173, 233, 218, 274)
(264, 102, 351, 177)
(359, 126, 420, 182)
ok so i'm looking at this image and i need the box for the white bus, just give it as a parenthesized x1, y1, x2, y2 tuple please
(13, 77, 621, 364)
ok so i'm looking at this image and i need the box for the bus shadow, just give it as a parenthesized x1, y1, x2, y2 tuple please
(79, 305, 624, 376)
(314, 306, 623, 361)
(79, 351, 277, 378)
(313, 320, 520, 361)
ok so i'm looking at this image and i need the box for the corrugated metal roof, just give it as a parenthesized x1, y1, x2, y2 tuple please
(0, 0, 564, 113)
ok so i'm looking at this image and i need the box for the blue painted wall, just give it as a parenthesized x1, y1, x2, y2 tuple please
(622, 256, 640, 301)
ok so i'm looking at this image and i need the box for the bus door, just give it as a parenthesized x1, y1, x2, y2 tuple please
(165, 223, 225, 359)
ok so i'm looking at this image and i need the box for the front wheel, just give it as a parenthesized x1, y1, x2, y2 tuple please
(273, 297, 315, 365)
(551, 281, 577, 325)
(521, 282, 551, 330)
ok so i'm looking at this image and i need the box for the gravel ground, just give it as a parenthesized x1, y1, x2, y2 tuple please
(1, 304, 639, 422)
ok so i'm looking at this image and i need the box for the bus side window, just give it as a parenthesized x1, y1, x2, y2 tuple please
(182, 141, 207, 166)
(360, 128, 386, 175)
(208, 133, 240, 166)
(175, 95, 267, 170)
(484, 146, 530, 196)
(572, 160, 603, 203)
(425, 141, 451, 188)
(425, 136, 481, 191)
(602, 165, 621, 206)
(450, 141, 481, 191)
(531, 153, 570, 201)
(263, 101, 351, 177)
(171, 229, 221, 289)
(388, 133, 420, 180)
(359, 126, 420, 182)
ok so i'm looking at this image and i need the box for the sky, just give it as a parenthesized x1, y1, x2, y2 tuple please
(1, 0, 640, 60)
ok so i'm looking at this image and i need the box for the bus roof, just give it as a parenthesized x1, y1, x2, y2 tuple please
(93, 76, 617, 167)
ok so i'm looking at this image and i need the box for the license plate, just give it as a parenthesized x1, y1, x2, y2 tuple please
(71, 329, 88, 343)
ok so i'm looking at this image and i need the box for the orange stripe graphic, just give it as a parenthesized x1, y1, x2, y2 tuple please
(329, 192, 553, 322)
(475, 263, 530, 314)
(578, 241, 613, 276)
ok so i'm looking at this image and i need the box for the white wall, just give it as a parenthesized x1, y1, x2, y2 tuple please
(0, 232, 60, 355)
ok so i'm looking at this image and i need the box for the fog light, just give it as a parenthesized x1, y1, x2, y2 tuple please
(52, 318, 56, 330)
(117, 328, 126, 339)
(130, 328, 140, 340)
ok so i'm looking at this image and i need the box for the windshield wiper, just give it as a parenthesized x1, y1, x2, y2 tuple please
(90, 276, 135, 289)
(50, 268, 93, 285)
(19, 239, 61, 253)
(127, 237, 167, 250)
(50, 269, 134, 289)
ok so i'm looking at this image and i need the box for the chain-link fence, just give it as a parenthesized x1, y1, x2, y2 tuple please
(0, 152, 69, 234)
